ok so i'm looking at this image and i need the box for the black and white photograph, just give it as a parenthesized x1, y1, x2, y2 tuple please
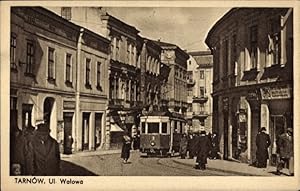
(1, 1, 299, 191)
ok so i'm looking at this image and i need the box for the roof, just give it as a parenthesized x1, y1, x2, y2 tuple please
(153, 40, 189, 60)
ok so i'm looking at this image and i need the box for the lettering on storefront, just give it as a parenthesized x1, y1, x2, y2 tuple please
(260, 86, 291, 100)
(63, 101, 75, 110)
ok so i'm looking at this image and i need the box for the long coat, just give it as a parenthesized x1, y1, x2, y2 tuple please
(256, 132, 271, 164)
(196, 134, 211, 164)
(277, 133, 293, 158)
(121, 135, 132, 159)
(179, 136, 188, 155)
(27, 133, 60, 176)
(188, 135, 198, 157)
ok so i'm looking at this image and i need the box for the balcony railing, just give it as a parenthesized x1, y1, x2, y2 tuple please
(192, 111, 208, 119)
(192, 96, 208, 104)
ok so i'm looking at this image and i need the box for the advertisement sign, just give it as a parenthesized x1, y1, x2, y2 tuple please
(260, 85, 291, 100)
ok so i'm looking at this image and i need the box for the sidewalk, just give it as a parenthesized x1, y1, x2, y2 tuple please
(172, 157, 291, 176)
(61, 149, 122, 158)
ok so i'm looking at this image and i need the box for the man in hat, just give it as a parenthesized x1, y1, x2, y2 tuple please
(255, 127, 271, 168)
(27, 123, 60, 175)
(195, 130, 211, 170)
(276, 127, 293, 175)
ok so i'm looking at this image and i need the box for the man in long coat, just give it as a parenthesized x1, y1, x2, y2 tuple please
(179, 134, 188, 159)
(27, 123, 60, 176)
(195, 131, 211, 170)
(255, 127, 271, 168)
(276, 128, 293, 175)
(188, 133, 197, 159)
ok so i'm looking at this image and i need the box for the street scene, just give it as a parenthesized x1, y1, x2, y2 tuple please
(8, 6, 294, 179)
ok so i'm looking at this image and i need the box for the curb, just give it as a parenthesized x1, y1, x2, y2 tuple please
(61, 150, 122, 159)
(172, 159, 270, 176)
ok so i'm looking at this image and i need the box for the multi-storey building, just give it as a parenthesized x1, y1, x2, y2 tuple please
(155, 40, 189, 116)
(48, 7, 170, 149)
(10, 7, 110, 153)
(186, 51, 213, 133)
(205, 8, 293, 164)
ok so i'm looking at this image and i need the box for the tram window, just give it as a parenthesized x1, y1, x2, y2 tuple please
(162, 123, 167, 133)
(141, 122, 145, 133)
(148, 123, 159, 133)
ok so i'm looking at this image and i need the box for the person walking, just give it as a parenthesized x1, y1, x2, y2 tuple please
(195, 131, 211, 170)
(210, 132, 220, 160)
(121, 131, 132, 164)
(26, 123, 60, 176)
(179, 133, 188, 159)
(188, 133, 197, 159)
(276, 127, 294, 175)
(255, 127, 271, 168)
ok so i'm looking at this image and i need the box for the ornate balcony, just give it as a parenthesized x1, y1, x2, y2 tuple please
(192, 96, 208, 104)
(192, 111, 208, 120)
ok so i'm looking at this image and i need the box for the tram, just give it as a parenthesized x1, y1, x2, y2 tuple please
(139, 111, 186, 157)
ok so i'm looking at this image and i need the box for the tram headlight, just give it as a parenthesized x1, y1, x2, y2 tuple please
(150, 141, 155, 146)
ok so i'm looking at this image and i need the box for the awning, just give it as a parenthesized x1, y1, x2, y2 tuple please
(110, 123, 124, 132)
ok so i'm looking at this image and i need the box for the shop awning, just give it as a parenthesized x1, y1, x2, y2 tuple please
(110, 123, 124, 132)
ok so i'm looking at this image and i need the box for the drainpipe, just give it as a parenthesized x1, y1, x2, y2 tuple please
(75, 28, 84, 151)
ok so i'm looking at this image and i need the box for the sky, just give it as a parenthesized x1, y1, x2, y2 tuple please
(106, 7, 230, 52)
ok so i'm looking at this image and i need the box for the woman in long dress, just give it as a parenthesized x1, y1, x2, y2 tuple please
(121, 131, 132, 164)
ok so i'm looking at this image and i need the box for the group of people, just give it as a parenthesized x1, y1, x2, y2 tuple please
(179, 131, 220, 170)
(255, 127, 294, 176)
(120, 130, 140, 164)
(10, 122, 60, 176)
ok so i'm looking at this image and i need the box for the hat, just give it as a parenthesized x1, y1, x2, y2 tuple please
(260, 127, 266, 132)
(287, 128, 293, 133)
(37, 123, 50, 133)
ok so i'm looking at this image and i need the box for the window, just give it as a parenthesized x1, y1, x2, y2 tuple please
(268, 19, 280, 65)
(200, 87, 205, 97)
(200, 70, 204, 79)
(85, 58, 91, 88)
(200, 103, 205, 113)
(148, 123, 159, 134)
(10, 33, 17, 70)
(48, 47, 55, 80)
(162, 123, 167, 134)
(116, 39, 120, 61)
(250, 26, 258, 69)
(127, 43, 131, 64)
(96, 61, 102, 90)
(61, 7, 71, 20)
(224, 39, 229, 75)
(65, 53, 72, 83)
(232, 34, 237, 75)
(26, 41, 34, 75)
(131, 45, 135, 65)
(141, 122, 145, 134)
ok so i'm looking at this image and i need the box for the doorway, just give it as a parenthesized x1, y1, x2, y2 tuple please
(95, 113, 102, 150)
(82, 112, 90, 150)
(63, 112, 73, 154)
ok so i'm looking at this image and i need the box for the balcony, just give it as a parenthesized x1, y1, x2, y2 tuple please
(192, 96, 208, 104)
(187, 79, 195, 86)
(192, 111, 208, 120)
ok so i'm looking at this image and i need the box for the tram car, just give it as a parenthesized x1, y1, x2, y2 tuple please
(139, 111, 186, 157)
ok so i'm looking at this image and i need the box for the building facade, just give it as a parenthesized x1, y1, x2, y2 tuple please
(155, 41, 189, 116)
(205, 8, 293, 164)
(10, 7, 110, 153)
(186, 51, 213, 133)
(48, 7, 173, 149)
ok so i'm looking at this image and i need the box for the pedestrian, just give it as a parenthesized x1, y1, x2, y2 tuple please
(179, 133, 188, 159)
(133, 129, 140, 150)
(195, 130, 211, 170)
(255, 127, 271, 168)
(188, 133, 197, 159)
(209, 132, 220, 160)
(276, 127, 294, 176)
(10, 121, 26, 175)
(22, 124, 36, 175)
(64, 135, 73, 154)
(27, 123, 61, 176)
(121, 130, 132, 164)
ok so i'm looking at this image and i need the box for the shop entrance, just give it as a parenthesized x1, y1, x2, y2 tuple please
(269, 115, 285, 165)
(63, 112, 73, 154)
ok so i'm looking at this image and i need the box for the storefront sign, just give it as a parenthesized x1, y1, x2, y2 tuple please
(260, 86, 291, 100)
(63, 101, 75, 110)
